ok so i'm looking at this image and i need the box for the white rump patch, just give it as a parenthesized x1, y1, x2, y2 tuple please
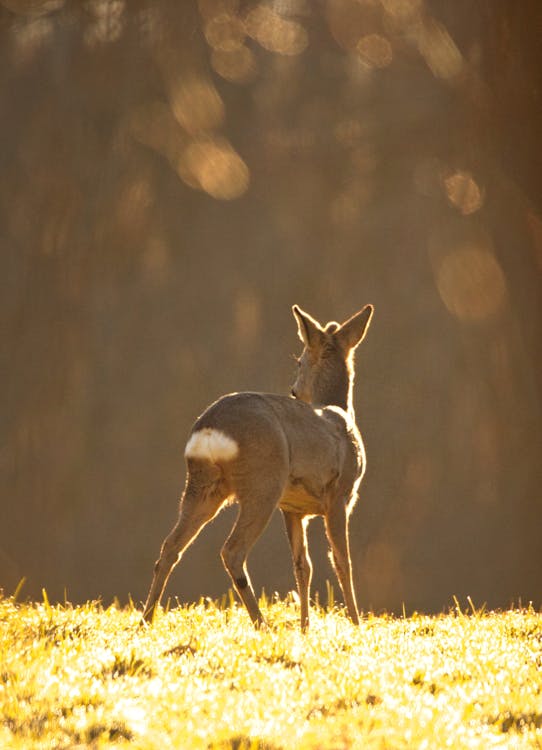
(184, 428, 239, 463)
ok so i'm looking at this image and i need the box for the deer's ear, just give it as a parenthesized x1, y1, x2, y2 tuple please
(292, 305, 324, 348)
(336, 305, 374, 351)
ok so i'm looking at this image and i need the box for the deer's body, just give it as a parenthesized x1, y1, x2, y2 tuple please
(189, 392, 365, 517)
(143, 304, 373, 630)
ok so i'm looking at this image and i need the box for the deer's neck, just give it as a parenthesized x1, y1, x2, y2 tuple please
(314, 364, 355, 416)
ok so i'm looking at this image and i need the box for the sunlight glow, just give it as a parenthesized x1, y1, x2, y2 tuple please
(2, 597, 542, 748)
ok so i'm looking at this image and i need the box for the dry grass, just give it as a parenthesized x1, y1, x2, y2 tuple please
(1, 591, 541, 749)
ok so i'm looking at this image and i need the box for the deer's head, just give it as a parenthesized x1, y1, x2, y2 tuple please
(291, 305, 373, 413)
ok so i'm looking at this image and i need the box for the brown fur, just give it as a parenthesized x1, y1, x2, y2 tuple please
(142, 304, 373, 630)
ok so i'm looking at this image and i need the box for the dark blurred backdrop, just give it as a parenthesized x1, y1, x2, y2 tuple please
(1, 0, 541, 613)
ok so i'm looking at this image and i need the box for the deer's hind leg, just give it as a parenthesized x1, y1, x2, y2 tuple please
(221, 473, 286, 627)
(324, 500, 360, 625)
(282, 511, 312, 631)
(142, 465, 227, 622)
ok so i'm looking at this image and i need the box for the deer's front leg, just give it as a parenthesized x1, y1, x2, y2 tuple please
(324, 500, 360, 625)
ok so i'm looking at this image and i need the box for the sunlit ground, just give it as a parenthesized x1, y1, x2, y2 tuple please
(1, 593, 541, 749)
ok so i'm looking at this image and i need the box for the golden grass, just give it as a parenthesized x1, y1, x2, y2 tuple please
(1, 592, 541, 749)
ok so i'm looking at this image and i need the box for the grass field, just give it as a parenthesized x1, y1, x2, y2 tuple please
(1, 591, 541, 749)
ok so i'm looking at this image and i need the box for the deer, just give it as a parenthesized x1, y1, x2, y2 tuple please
(142, 304, 373, 631)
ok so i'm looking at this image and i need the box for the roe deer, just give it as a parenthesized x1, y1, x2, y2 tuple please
(142, 304, 373, 630)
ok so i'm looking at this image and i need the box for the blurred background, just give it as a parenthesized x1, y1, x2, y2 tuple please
(1, 0, 541, 614)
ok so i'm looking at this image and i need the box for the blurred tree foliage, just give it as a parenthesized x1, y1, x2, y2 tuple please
(1, 0, 541, 612)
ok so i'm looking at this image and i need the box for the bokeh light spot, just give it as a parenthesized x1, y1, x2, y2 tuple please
(204, 12, 245, 51)
(434, 245, 507, 321)
(211, 45, 257, 84)
(182, 138, 250, 200)
(326, 0, 369, 53)
(443, 171, 484, 215)
(198, 0, 240, 21)
(169, 76, 225, 135)
(356, 33, 393, 68)
(84, 0, 125, 47)
(330, 183, 371, 225)
(1, 0, 64, 14)
(380, 0, 422, 22)
(129, 101, 186, 167)
(10, 15, 53, 65)
(415, 19, 463, 80)
(115, 177, 154, 232)
(245, 4, 308, 56)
